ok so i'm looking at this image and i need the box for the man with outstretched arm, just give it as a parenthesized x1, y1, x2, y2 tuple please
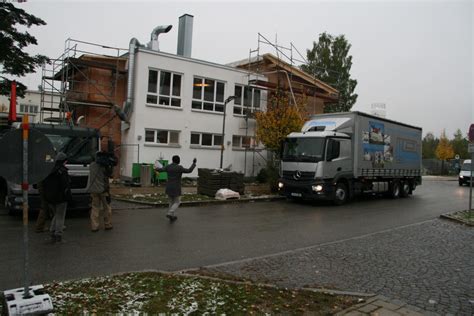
(155, 156, 196, 222)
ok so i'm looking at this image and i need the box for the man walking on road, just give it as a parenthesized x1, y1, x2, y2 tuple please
(155, 155, 196, 222)
(88, 151, 114, 232)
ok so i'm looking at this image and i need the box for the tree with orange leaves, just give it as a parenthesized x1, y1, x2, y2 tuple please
(255, 92, 309, 153)
(435, 129, 454, 174)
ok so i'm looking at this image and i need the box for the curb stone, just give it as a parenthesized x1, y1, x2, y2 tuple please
(439, 213, 474, 227)
(336, 295, 438, 316)
(112, 195, 285, 208)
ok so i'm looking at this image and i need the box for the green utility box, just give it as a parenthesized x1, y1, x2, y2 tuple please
(132, 160, 168, 184)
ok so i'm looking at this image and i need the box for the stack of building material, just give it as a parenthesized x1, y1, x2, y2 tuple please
(197, 168, 244, 197)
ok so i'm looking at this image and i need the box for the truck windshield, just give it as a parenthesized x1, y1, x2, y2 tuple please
(282, 137, 325, 162)
(46, 134, 97, 164)
(461, 163, 472, 171)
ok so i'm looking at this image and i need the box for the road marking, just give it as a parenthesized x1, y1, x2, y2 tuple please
(186, 219, 437, 270)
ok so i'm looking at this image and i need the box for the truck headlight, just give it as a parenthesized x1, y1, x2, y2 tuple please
(312, 185, 323, 192)
(278, 182, 284, 189)
(460, 175, 464, 178)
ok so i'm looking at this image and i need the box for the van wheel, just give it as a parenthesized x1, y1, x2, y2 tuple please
(390, 181, 400, 199)
(333, 183, 348, 205)
(400, 182, 410, 197)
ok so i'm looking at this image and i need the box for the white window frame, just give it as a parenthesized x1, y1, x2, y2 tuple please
(144, 129, 180, 147)
(192, 77, 226, 113)
(19, 104, 39, 114)
(146, 69, 182, 108)
(232, 135, 259, 149)
(233, 85, 261, 116)
(190, 132, 223, 148)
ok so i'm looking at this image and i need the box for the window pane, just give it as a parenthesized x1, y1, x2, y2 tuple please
(193, 78, 202, 99)
(148, 70, 158, 93)
(253, 89, 261, 108)
(234, 86, 242, 105)
(191, 133, 200, 145)
(171, 98, 181, 107)
(203, 102, 214, 111)
(159, 71, 171, 96)
(242, 136, 251, 148)
(145, 130, 155, 142)
(147, 95, 158, 104)
(157, 130, 168, 144)
(214, 135, 223, 146)
(233, 106, 242, 115)
(172, 74, 181, 96)
(204, 79, 214, 101)
(244, 86, 252, 107)
(216, 82, 224, 102)
(201, 133, 212, 146)
(215, 103, 224, 112)
(192, 101, 202, 109)
(232, 135, 240, 147)
(243, 107, 250, 116)
(159, 97, 170, 105)
(169, 131, 179, 144)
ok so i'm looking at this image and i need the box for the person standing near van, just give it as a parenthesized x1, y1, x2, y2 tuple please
(155, 155, 196, 222)
(41, 152, 71, 243)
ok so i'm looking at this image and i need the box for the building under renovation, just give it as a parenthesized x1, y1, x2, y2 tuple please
(40, 14, 338, 180)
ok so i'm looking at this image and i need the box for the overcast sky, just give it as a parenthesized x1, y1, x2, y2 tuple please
(17, 0, 473, 138)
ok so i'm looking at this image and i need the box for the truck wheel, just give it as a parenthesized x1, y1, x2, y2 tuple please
(390, 181, 401, 199)
(459, 181, 463, 186)
(333, 183, 348, 205)
(400, 182, 410, 197)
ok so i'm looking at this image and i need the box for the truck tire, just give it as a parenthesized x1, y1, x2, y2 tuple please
(390, 181, 401, 199)
(333, 183, 348, 205)
(400, 181, 410, 197)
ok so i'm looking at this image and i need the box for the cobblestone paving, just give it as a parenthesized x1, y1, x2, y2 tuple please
(204, 220, 474, 315)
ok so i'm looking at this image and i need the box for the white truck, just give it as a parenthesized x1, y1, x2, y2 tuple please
(277, 111, 422, 205)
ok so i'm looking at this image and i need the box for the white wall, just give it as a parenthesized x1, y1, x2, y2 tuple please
(121, 49, 267, 178)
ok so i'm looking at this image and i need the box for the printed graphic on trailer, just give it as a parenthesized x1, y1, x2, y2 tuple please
(363, 121, 393, 167)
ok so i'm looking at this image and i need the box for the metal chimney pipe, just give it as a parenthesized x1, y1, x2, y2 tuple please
(149, 25, 172, 51)
(124, 37, 141, 119)
(177, 14, 193, 57)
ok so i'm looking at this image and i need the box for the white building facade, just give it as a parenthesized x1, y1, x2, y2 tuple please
(120, 48, 267, 178)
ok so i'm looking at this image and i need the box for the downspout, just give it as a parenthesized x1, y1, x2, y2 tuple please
(123, 38, 141, 124)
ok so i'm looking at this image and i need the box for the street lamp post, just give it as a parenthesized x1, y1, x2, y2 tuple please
(220, 95, 236, 169)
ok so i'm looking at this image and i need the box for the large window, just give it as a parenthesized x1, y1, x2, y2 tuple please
(19, 104, 39, 114)
(190, 132, 223, 148)
(192, 77, 225, 112)
(147, 69, 182, 107)
(144, 129, 180, 145)
(232, 135, 258, 149)
(233, 85, 261, 116)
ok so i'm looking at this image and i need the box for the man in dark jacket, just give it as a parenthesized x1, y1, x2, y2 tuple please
(155, 155, 196, 222)
(41, 152, 71, 243)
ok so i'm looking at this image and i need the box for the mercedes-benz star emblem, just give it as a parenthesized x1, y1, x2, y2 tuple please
(293, 170, 302, 180)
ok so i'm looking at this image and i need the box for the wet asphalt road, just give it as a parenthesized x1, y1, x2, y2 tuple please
(0, 178, 469, 290)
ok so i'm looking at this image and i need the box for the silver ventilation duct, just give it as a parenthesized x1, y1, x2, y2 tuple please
(148, 25, 172, 51)
(123, 37, 141, 123)
(177, 14, 193, 57)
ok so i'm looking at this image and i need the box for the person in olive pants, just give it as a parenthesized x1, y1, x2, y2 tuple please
(88, 152, 113, 232)
(155, 155, 196, 222)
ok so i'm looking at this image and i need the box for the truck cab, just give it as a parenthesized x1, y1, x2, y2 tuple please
(0, 123, 99, 213)
(279, 131, 353, 203)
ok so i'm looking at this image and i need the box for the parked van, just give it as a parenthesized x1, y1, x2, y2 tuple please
(459, 159, 472, 186)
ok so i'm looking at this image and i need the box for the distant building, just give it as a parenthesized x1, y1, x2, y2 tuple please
(0, 90, 60, 124)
